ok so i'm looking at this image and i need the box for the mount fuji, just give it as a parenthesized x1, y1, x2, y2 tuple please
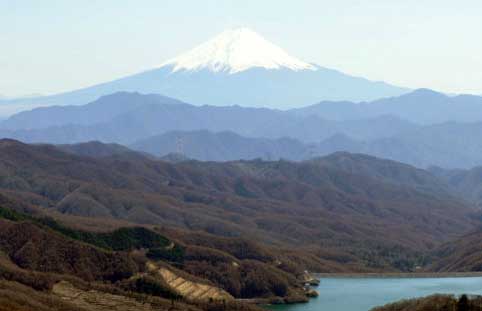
(1, 28, 408, 115)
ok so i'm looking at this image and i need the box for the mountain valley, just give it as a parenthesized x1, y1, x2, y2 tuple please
(1, 138, 482, 310)
(3, 12, 482, 311)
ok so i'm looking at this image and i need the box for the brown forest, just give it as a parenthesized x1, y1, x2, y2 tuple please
(0, 139, 482, 309)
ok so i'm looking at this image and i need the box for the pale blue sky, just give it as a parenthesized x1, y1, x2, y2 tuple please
(2, 0, 482, 96)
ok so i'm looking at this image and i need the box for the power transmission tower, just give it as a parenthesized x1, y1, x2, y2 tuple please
(175, 136, 185, 155)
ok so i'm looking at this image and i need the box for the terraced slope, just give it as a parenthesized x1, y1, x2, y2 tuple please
(147, 262, 233, 302)
(53, 281, 160, 311)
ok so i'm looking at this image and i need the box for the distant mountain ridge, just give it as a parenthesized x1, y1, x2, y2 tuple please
(0, 28, 407, 116)
(5, 88, 482, 132)
(429, 165, 482, 208)
(3, 90, 482, 168)
(318, 121, 482, 169)
(130, 130, 309, 161)
(127, 124, 482, 169)
(0, 92, 418, 144)
(0, 92, 187, 131)
(294, 88, 482, 124)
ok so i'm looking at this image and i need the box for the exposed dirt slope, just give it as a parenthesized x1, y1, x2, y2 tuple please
(53, 281, 181, 311)
(147, 262, 233, 301)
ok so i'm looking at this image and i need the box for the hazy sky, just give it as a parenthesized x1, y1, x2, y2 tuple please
(2, 0, 482, 96)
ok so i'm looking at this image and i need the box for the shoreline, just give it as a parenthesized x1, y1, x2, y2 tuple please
(315, 272, 482, 279)
(257, 272, 482, 307)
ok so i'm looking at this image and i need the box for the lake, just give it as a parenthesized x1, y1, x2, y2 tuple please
(264, 277, 482, 311)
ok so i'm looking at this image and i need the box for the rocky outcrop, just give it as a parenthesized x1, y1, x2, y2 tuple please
(305, 289, 319, 298)
(301, 271, 320, 286)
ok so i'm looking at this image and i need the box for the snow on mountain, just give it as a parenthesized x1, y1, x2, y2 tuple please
(0, 28, 409, 116)
(161, 27, 316, 74)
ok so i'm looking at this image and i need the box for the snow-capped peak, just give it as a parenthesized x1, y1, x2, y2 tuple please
(161, 27, 316, 74)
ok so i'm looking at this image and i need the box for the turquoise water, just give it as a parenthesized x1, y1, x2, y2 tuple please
(265, 277, 482, 311)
